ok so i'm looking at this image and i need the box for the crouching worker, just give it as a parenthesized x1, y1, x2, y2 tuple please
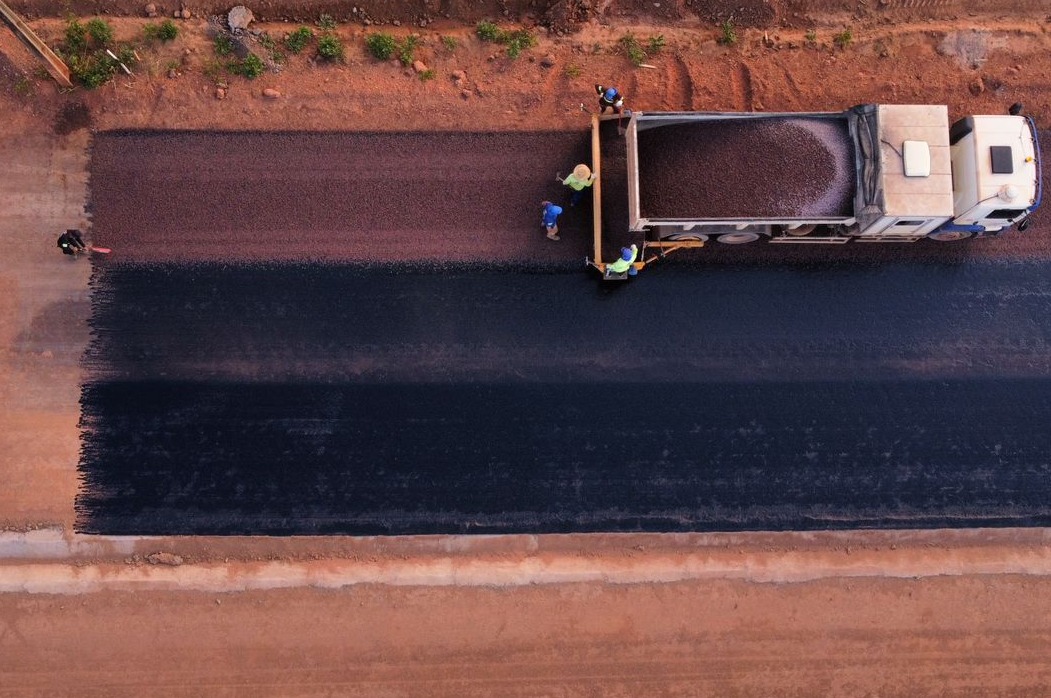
(57, 229, 86, 257)
(606, 244, 638, 277)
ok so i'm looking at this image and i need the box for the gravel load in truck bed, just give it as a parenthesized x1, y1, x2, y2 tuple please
(635, 117, 856, 219)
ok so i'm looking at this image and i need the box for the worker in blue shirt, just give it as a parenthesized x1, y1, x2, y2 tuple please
(540, 200, 563, 241)
(596, 84, 624, 114)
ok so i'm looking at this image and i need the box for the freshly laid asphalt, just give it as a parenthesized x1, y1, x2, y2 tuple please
(77, 129, 1051, 535)
(78, 260, 1051, 534)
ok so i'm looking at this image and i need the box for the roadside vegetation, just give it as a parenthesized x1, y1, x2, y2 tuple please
(475, 20, 537, 59)
(59, 17, 137, 88)
(619, 32, 665, 67)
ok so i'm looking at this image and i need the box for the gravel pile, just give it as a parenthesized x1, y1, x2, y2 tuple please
(636, 117, 856, 219)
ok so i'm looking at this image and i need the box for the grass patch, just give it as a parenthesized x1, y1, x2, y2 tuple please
(14, 75, 34, 96)
(833, 27, 853, 49)
(232, 53, 265, 78)
(144, 19, 179, 42)
(365, 32, 397, 60)
(718, 20, 738, 46)
(441, 35, 459, 52)
(61, 17, 134, 88)
(214, 34, 235, 56)
(317, 33, 344, 61)
(285, 26, 313, 54)
(399, 34, 421, 66)
(475, 21, 536, 59)
(804, 29, 817, 46)
(563, 63, 582, 78)
(318, 14, 337, 30)
(619, 33, 665, 66)
(419, 68, 436, 81)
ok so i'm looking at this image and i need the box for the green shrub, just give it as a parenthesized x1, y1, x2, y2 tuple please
(718, 19, 737, 46)
(648, 34, 665, 54)
(214, 34, 235, 56)
(419, 68, 436, 81)
(64, 18, 88, 53)
(69, 52, 116, 88)
(365, 32, 397, 60)
(620, 33, 645, 66)
(804, 29, 817, 45)
(504, 29, 535, 59)
(233, 53, 265, 78)
(441, 35, 459, 52)
(318, 14, 336, 30)
(286, 26, 313, 54)
(145, 19, 179, 42)
(86, 18, 113, 46)
(398, 34, 420, 66)
(317, 33, 344, 61)
(833, 27, 853, 49)
(476, 20, 502, 42)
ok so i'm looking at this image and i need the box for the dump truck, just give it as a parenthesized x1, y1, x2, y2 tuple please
(588, 104, 1042, 277)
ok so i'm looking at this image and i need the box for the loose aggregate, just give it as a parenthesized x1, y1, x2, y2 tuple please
(635, 117, 855, 219)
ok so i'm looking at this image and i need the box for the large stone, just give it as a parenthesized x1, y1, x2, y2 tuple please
(228, 5, 254, 31)
(144, 3, 157, 17)
(540, 54, 557, 68)
(262, 88, 281, 99)
(412, 60, 428, 74)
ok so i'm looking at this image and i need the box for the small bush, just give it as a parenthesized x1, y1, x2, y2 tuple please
(563, 63, 582, 78)
(145, 19, 179, 42)
(504, 29, 536, 59)
(214, 34, 235, 56)
(620, 33, 645, 66)
(718, 20, 737, 46)
(286, 26, 313, 54)
(476, 20, 502, 43)
(365, 32, 397, 60)
(86, 18, 113, 46)
(64, 19, 88, 53)
(419, 68, 436, 81)
(318, 14, 336, 30)
(833, 27, 853, 49)
(441, 35, 459, 52)
(804, 29, 817, 45)
(648, 34, 666, 54)
(69, 52, 116, 88)
(317, 33, 344, 61)
(398, 34, 421, 66)
(233, 53, 265, 78)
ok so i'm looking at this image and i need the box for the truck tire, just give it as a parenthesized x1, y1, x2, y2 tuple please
(716, 232, 761, 244)
(660, 233, 709, 242)
(927, 230, 973, 242)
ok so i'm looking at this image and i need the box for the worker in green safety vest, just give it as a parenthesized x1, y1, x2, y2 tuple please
(607, 244, 638, 276)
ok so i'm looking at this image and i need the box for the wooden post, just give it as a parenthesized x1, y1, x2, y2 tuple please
(0, 0, 74, 88)
(590, 113, 604, 270)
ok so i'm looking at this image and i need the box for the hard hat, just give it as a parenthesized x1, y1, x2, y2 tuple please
(572, 164, 591, 179)
(620, 247, 634, 261)
(604, 87, 618, 101)
(550, 204, 563, 215)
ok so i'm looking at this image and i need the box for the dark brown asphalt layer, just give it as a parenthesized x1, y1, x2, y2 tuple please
(87, 131, 593, 265)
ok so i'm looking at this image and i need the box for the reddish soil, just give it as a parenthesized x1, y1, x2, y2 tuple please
(3, 1, 1051, 695)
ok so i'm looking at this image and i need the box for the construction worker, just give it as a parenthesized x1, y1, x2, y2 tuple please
(540, 200, 563, 241)
(607, 244, 638, 276)
(57, 229, 86, 257)
(557, 163, 597, 206)
(595, 84, 624, 114)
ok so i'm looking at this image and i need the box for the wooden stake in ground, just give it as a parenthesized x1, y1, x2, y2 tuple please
(0, 0, 74, 88)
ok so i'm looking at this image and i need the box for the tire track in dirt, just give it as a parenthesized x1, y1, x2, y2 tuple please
(659, 54, 694, 111)
(730, 62, 754, 111)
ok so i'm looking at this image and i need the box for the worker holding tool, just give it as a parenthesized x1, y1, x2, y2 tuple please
(595, 84, 625, 114)
(540, 201, 563, 241)
(607, 244, 638, 276)
(556, 164, 597, 206)
(57, 229, 87, 257)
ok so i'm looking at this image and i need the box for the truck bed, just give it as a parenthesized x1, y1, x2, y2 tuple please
(634, 115, 857, 220)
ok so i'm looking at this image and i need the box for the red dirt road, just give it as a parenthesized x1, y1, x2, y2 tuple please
(3, 576, 1051, 696)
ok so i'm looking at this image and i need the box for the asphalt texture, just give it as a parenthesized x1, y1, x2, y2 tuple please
(77, 129, 1051, 535)
(78, 257, 1051, 534)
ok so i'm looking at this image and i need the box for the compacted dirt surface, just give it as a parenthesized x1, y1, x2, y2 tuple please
(3, 0, 1051, 694)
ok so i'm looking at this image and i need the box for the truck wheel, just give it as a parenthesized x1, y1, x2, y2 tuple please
(661, 233, 709, 242)
(927, 231, 973, 242)
(716, 232, 761, 244)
